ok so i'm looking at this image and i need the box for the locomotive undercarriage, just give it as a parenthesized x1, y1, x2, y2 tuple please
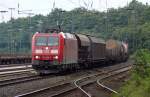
(32, 60, 80, 74)
(32, 58, 107, 75)
(32, 60, 59, 74)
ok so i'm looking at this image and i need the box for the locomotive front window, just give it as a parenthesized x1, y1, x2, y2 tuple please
(48, 37, 58, 46)
(36, 37, 47, 46)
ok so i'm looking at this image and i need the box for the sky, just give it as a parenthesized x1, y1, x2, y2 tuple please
(0, 0, 150, 22)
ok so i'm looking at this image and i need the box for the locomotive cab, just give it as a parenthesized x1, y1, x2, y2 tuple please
(32, 32, 64, 73)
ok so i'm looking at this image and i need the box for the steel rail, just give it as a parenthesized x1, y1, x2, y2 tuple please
(74, 66, 132, 97)
(14, 71, 105, 97)
(74, 78, 92, 97)
(96, 68, 131, 97)
(0, 69, 34, 77)
(0, 69, 34, 75)
(0, 63, 31, 68)
(0, 66, 32, 72)
(97, 80, 118, 94)
(15, 82, 73, 97)
(0, 75, 42, 87)
(14, 65, 132, 97)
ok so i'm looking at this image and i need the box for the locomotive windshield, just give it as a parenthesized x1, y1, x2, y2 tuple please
(35, 37, 47, 46)
(35, 36, 58, 46)
(48, 36, 58, 46)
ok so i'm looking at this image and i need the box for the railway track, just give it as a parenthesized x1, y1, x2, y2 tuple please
(95, 68, 130, 97)
(0, 69, 34, 79)
(0, 64, 39, 87)
(0, 65, 31, 68)
(14, 65, 132, 97)
(0, 63, 31, 68)
(0, 64, 31, 72)
(0, 68, 34, 76)
(0, 64, 34, 82)
(74, 66, 131, 97)
(0, 69, 35, 82)
(0, 74, 43, 87)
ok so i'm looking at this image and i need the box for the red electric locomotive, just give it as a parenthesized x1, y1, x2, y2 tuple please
(32, 31, 79, 74)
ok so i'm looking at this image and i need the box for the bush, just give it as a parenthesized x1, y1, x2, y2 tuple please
(134, 49, 150, 78)
(113, 49, 150, 97)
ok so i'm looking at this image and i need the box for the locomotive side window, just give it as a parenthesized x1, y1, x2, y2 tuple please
(36, 37, 47, 46)
(48, 37, 58, 46)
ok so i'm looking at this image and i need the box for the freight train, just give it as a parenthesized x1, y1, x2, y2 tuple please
(32, 30, 128, 74)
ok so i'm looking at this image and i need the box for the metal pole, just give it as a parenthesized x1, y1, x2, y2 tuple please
(8, 8, 15, 20)
(71, 12, 74, 33)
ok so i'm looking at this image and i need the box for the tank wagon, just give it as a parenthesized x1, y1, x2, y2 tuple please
(32, 31, 128, 74)
(106, 39, 128, 62)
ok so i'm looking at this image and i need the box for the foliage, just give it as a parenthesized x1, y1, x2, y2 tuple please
(133, 49, 150, 79)
(113, 49, 150, 97)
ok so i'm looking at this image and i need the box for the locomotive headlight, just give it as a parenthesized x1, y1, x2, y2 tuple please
(35, 56, 40, 59)
(45, 47, 49, 50)
(35, 49, 43, 54)
(51, 49, 58, 54)
(54, 56, 58, 59)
